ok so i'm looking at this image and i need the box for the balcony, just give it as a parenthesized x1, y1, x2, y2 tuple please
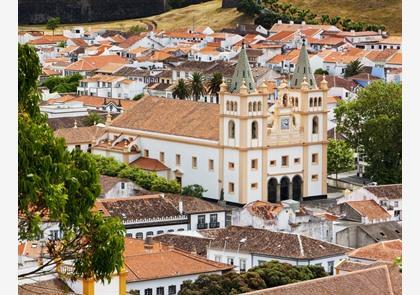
(197, 223, 208, 230)
(209, 222, 220, 229)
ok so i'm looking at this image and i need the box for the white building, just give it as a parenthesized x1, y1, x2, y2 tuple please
(202, 226, 350, 275)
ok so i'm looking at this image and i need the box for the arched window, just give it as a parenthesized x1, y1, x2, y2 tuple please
(289, 97, 294, 106)
(228, 120, 235, 139)
(226, 101, 230, 111)
(312, 116, 319, 134)
(248, 102, 252, 112)
(318, 97, 322, 106)
(230, 101, 234, 111)
(292, 115, 296, 126)
(135, 232, 143, 239)
(295, 98, 299, 107)
(257, 101, 262, 111)
(251, 121, 258, 139)
(234, 102, 238, 112)
(253, 102, 257, 112)
(282, 94, 288, 107)
(310, 98, 313, 107)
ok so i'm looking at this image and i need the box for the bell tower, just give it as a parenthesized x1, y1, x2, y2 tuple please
(218, 44, 269, 204)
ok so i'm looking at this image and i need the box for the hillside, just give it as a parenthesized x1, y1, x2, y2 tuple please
(18, 0, 401, 34)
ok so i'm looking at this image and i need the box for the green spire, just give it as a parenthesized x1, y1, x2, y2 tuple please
(290, 41, 317, 89)
(230, 44, 256, 93)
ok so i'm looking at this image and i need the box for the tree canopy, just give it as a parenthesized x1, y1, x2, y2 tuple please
(46, 17, 60, 35)
(334, 80, 402, 184)
(42, 73, 83, 93)
(344, 59, 364, 78)
(18, 44, 125, 282)
(327, 139, 354, 185)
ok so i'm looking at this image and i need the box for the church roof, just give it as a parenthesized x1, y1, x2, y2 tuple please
(230, 45, 256, 93)
(290, 42, 317, 89)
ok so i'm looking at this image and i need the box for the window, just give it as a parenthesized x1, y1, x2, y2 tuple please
(282, 94, 288, 106)
(228, 162, 235, 169)
(121, 182, 125, 189)
(312, 174, 319, 181)
(312, 153, 319, 164)
(240, 259, 247, 272)
(168, 285, 176, 295)
(318, 97, 322, 106)
(146, 231, 154, 236)
(258, 101, 262, 111)
(87, 144, 92, 153)
(229, 182, 235, 193)
(281, 156, 289, 167)
(126, 233, 133, 238)
(394, 201, 398, 207)
(210, 214, 218, 223)
(176, 154, 181, 165)
(270, 160, 276, 166)
(248, 102, 252, 112)
(145, 288, 153, 295)
(228, 120, 235, 139)
(251, 159, 258, 170)
(157, 230, 164, 235)
(215, 255, 221, 262)
(75, 145, 81, 150)
(192, 156, 198, 168)
(168, 229, 174, 233)
(177, 228, 184, 231)
(160, 152, 165, 163)
(144, 149, 149, 157)
(310, 98, 313, 107)
(327, 261, 334, 275)
(312, 116, 319, 134)
(198, 215, 206, 224)
(227, 257, 234, 266)
(251, 121, 258, 139)
(251, 183, 258, 189)
(209, 159, 214, 171)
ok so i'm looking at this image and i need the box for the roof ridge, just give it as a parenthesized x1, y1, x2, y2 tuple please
(297, 234, 304, 257)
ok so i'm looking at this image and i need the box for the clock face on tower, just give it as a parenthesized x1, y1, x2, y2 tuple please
(281, 118, 289, 130)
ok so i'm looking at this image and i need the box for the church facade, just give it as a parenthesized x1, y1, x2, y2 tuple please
(89, 44, 328, 205)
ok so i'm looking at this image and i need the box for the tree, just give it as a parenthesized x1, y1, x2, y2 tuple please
(42, 73, 83, 93)
(394, 256, 402, 272)
(172, 79, 190, 100)
(18, 44, 125, 281)
(58, 40, 67, 48)
(133, 93, 144, 101)
(334, 81, 402, 184)
(83, 112, 104, 126)
(320, 15, 330, 25)
(237, 0, 262, 17)
(314, 68, 329, 75)
(46, 17, 60, 35)
(329, 16, 341, 26)
(207, 72, 223, 103)
(128, 25, 146, 34)
(344, 59, 364, 78)
(327, 139, 354, 187)
(188, 72, 206, 101)
(182, 184, 207, 198)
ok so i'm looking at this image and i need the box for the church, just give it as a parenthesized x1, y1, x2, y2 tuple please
(85, 43, 328, 205)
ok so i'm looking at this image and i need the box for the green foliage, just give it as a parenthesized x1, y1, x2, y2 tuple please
(133, 93, 144, 101)
(92, 155, 181, 193)
(238, 0, 262, 17)
(327, 139, 354, 182)
(83, 112, 104, 126)
(18, 44, 125, 282)
(46, 17, 60, 35)
(181, 184, 207, 198)
(394, 256, 402, 272)
(344, 59, 364, 78)
(179, 261, 327, 294)
(58, 41, 67, 48)
(173, 79, 190, 100)
(42, 73, 82, 93)
(128, 25, 146, 34)
(207, 72, 223, 102)
(334, 81, 402, 184)
(314, 68, 329, 75)
(188, 72, 206, 101)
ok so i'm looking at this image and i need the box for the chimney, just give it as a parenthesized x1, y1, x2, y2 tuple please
(179, 201, 183, 215)
(144, 236, 153, 250)
(350, 29, 355, 33)
(290, 21, 294, 25)
(301, 21, 306, 25)
(277, 20, 282, 24)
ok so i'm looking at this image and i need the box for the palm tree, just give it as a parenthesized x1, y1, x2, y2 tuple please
(344, 59, 365, 78)
(172, 79, 190, 100)
(188, 72, 206, 101)
(207, 73, 223, 104)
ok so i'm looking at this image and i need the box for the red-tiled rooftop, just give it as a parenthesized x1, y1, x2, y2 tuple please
(130, 157, 169, 172)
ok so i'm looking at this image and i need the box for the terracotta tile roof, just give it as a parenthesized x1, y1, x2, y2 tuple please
(323, 48, 367, 63)
(163, 194, 227, 214)
(267, 31, 294, 42)
(364, 184, 402, 200)
(58, 45, 79, 54)
(164, 31, 206, 39)
(127, 46, 149, 55)
(130, 157, 169, 171)
(114, 66, 149, 77)
(244, 201, 283, 220)
(365, 49, 398, 62)
(18, 279, 76, 295)
(270, 23, 337, 33)
(28, 35, 68, 45)
(110, 96, 219, 141)
(267, 49, 300, 64)
(96, 195, 183, 221)
(307, 36, 346, 46)
(336, 31, 381, 37)
(244, 265, 398, 295)
(95, 62, 126, 74)
(315, 74, 356, 91)
(50, 95, 138, 110)
(201, 226, 351, 259)
(100, 175, 131, 194)
(345, 200, 391, 221)
(54, 125, 106, 144)
(347, 239, 402, 262)
(335, 259, 372, 272)
(118, 33, 147, 48)
(378, 36, 402, 45)
(153, 234, 212, 256)
(386, 52, 402, 65)
(124, 238, 233, 282)
(69, 38, 87, 47)
(65, 55, 128, 71)
(42, 68, 61, 76)
(109, 34, 126, 44)
(18, 241, 43, 258)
